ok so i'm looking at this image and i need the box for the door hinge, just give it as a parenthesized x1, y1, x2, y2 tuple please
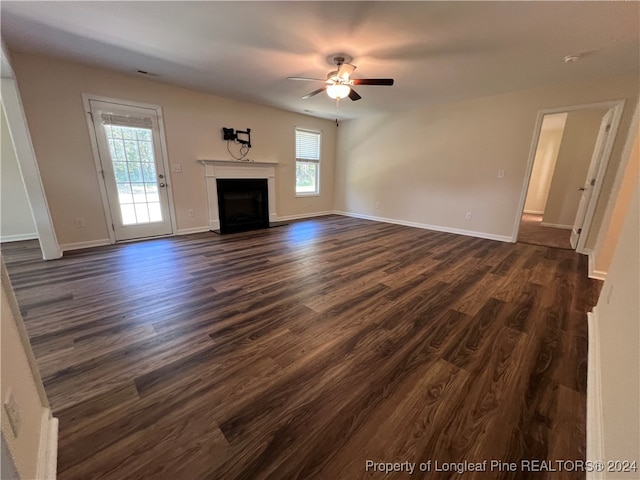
(100, 170, 105, 180)
(591, 178, 596, 186)
(111, 223, 115, 231)
(605, 124, 611, 133)
(88, 111, 93, 120)
(577, 228, 582, 234)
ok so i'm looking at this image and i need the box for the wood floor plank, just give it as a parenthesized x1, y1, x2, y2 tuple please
(1, 215, 602, 479)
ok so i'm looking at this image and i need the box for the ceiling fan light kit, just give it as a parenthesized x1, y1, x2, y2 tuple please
(326, 84, 351, 100)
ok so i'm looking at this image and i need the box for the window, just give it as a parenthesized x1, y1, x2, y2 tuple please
(295, 128, 321, 195)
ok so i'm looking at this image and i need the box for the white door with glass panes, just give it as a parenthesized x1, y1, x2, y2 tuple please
(89, 100, 173, 241)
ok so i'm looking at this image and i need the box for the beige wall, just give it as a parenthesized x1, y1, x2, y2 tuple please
(10, 52, 336, 247)
(523, 114, 566, 214)
(335, 75, 638, 244)
(1, 99, 37, 242)
(595, 108, 639, 273)
(1, 260, 56, 479)
(542, 109, 605, 228)
(595, 178, 639, 477)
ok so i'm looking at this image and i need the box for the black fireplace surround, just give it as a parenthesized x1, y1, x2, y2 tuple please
(216, 178, 269, 234)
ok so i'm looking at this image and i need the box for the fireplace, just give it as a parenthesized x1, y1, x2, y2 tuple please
(199, 160, 278, 232)
(216, 178, 269, 234)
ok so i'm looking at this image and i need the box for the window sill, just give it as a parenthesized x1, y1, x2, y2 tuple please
(296, 193, 320, 198)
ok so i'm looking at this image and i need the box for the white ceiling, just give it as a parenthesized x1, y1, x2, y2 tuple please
(1, 1, 638, 120)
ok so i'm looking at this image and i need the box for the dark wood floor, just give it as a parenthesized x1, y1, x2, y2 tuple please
(2, 215, 601, 480)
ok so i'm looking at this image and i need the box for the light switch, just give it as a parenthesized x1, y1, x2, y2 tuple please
(171, 163, 182, 173)
(4, 391, 21, 436)
(497, 169, 505, 178)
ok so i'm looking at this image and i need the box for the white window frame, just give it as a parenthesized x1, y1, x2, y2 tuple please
(295, 127, 321, 196)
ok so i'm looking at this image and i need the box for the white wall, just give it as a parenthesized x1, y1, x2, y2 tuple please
(1, 260, 57, 479)
(1, 99, 37, 242)
(335, 75, 638, 246)
(523, 113, 566, 214)
(542, 108, 605, 228)
(10, 52, 337, 248)
(593, 177, 639, 478)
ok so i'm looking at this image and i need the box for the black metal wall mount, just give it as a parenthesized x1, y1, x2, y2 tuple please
(222, 127, 252, 148)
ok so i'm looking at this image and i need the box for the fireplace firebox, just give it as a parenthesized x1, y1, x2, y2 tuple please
(216, 178, 269, 234)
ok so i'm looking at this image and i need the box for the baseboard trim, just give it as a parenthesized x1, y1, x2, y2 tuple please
(0, 232, 39, 243)
(36, 410, 58, 480)
(176, 226, 212, 235)
(334, 211, 512, 243)
(587, 250, 607, 280)
(277, 211, 334, 222)
(587, 309, 604, 480)
(539, 221, 572, 229)
(60, 238, 111, 252)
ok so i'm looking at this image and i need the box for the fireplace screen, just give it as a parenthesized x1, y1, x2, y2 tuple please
(216, 178, 269, 234)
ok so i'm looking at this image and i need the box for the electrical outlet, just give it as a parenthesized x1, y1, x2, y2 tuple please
(171, 163, 182, 173)
(4, 391, 21, 437)
(465, 212, 472, 220)
(497, 169, 505, 178)
(375, 201, 380, 209)
(188, 209, 195, 218)
(74, 218, 85, 228)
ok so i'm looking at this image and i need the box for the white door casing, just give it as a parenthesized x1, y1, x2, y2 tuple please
(86, 97, 174, 242)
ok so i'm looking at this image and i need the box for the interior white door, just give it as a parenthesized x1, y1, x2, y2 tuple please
(89, 100, 173, 241)
(570, 109, 613, 249)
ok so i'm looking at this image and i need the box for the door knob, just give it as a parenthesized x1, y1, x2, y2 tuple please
(159, 183, 166, 188)
(159, 174, 164, 179)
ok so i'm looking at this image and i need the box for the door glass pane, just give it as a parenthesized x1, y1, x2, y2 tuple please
(139, 141, 154, 162)
(104, 125, 163, 225)
(137, 129, 152, 141)
(145, 184, 159, 203)
(109, 126, 123, 139)
(113, 162, 129, 182)
(117, 183, 133, 204)
(120, 204, 137, 225)
(125, 141, 140, 163)
(148, 203, 162, 222)
(110, 139, 126, 161)
(131, 183, 147, 203)
(141, 163, 156, 182)
(122, 128, 136, 140)
(135, 204, 150, 223)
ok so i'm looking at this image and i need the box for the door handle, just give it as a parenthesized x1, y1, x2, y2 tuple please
(159, 183, 166, 188)
(578, 187, 586, 191)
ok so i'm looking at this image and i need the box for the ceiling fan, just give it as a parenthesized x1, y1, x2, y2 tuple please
(288, 56, 394, 101)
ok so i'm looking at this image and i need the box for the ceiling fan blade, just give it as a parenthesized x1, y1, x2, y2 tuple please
(352, 78, 395, 86)
(348, 89, 362, 101)
(337, 63, 356, 80)
(302, 86, 327, 99)
(288, 76, 326, 82)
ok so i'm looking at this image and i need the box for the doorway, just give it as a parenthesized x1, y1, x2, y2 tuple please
(85, 97, 175, 242)
(515, 100, 624, 252)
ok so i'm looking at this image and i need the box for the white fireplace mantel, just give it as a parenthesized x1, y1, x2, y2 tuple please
(199, 160, 278, 230)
